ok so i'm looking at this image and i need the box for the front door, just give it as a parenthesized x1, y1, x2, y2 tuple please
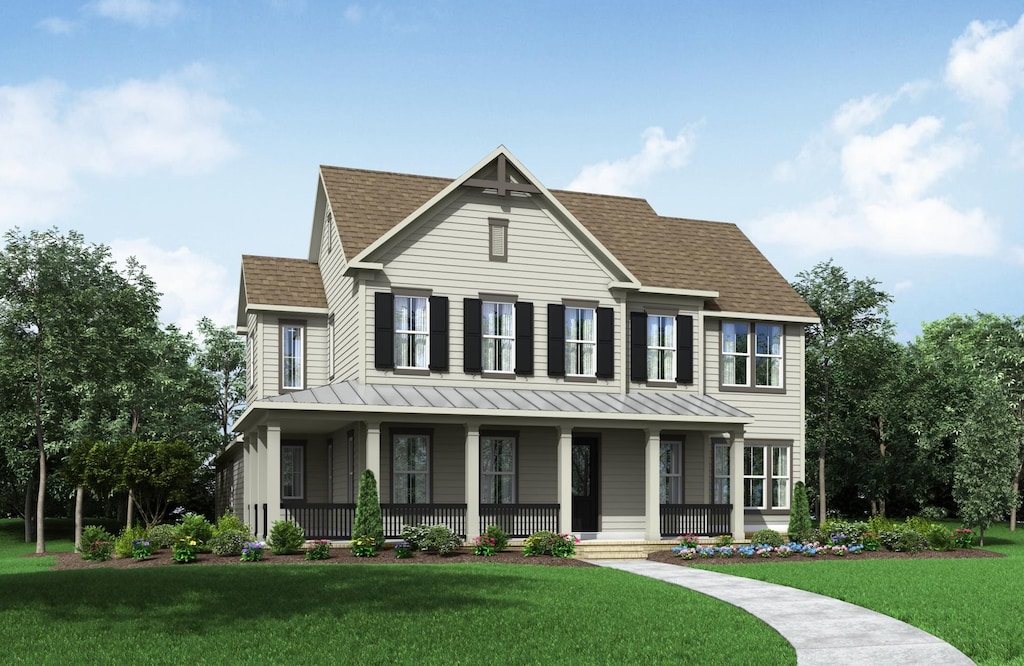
(571, 436, 599, 532)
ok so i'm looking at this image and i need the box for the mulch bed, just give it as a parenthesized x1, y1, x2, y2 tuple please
(645, 547, 1004, 566)
(46, 548, 594, 570)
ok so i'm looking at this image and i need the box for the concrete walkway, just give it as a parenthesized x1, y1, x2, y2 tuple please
(591, 560, 974, 665)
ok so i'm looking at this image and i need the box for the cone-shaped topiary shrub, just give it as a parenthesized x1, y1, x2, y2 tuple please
(353, 469, 385, 549)
(788, 481, 813, 543)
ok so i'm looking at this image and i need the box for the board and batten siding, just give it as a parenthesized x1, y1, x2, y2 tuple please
(704, 318, 806, 485)
(363, 190, 622, 391)
(256, 314, 329, 399)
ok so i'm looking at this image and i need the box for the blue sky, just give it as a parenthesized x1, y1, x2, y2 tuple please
(2, 1, 1022, 340)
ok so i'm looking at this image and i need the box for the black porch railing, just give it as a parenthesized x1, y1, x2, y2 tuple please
(282, 503, 468, 539)
(479, 504, 559, 538)
(381, 504, 467, 538)
(660, 504, 731, 537)
(283, 503, 356, 540)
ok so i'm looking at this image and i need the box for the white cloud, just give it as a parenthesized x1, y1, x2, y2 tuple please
(892, 280, 914, 295)
(110, 239, 236, 330)
(0, 69, 237, 226)
(87, 0, 182, 26)
(565, 126, 696, 195)
(946, 14, 1024, 112)
(37, 17, 74, 34)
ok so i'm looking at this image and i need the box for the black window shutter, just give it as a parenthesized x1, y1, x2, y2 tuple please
(463, 298, 482, 373)
(547, 304, 565, 377)
(515, 301, 534, 376)
(630, 312, 647, 382)
(374, 292, 394, 369)
(429, 295, 449, 371)
(596, 307, 614, 379)
(676, 314, 694, 384)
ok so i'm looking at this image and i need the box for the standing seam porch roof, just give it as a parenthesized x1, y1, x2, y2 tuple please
(259, 380, 753, 422)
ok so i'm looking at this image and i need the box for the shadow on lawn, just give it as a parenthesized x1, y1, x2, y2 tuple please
(0, 565, 565, 635)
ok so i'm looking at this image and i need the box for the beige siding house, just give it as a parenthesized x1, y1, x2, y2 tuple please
(216, 146, 818, 544)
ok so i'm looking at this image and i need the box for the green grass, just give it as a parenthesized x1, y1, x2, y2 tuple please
(0, 520, 793, 665)
(700, 522, 1024, 665)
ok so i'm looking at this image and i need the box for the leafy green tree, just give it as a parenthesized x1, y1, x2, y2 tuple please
(353, 470, 384, 549)
(0, 228, 159, 553)
(196, 317, 246, 448)
(792, 260, 895, 522)
(122, 439, 201, 528)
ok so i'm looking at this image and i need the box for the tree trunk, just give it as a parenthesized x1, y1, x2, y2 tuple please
(74, 487, 84, 552)
(35, 439, 46, 554)
(23, 481, 33, 543)
(1011, 460, 1022, 532)
(127, 489, 135, 528)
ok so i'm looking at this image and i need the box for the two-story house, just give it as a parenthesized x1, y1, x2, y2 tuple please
(215, 146, 818, 546)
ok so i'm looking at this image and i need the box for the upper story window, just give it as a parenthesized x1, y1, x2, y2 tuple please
(630, 312, 693, 385)
(375, 292, 449, 373)
(394, 296, 429, 369)
(722, 321, 783, 390)
(648, 315, 675, 382)
(280, 321, 304, 390)
(565, 306, 596, 376)
(483, 301, 514, 373)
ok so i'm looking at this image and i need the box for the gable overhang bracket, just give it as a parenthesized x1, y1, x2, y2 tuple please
(463, 153, 540, 196)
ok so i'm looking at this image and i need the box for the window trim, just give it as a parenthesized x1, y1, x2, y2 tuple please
(712, 439, 730, 505)
(647, 314, 676, 384)
(394, 294, 430, 371)
(659, 437, 684, 504)
(482, 300, 516, 375)
(742, 440, 792, 514)
(391, 429, 432, 504)
(488, 218, 508, 261)
(719, 320, 786, 394)
(565, 305, 597, 377)
(281, 442, 305, 500)
(279, 320, 305, 392)
(480, 431, 517, 504)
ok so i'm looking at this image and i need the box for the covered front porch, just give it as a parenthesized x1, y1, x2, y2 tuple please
(218, 381, 753, 543)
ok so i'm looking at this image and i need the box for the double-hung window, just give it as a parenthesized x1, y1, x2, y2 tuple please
(648, 315, 675, 382)
(281, 444, 304, 499)
(722, 321, 783, 389)
(481, 434, 515, 503)
(712, 441, 730, 504)
(394, 296, 428, 369)
(565, 307, 596, 376)
(659, 439, 683, 504)
(281, 321, 304, 390)
(742, 443, 790, 510)
(393, 433, 430, 503)
(483, 302, 514, 373)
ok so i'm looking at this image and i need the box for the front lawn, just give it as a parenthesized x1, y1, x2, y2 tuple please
(0, 520, 793, 665)
(700, 522, 1024, 666)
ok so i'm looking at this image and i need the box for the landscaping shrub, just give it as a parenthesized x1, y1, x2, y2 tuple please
(821, 519, 867, 545)
(472, 534, 498, 556)
(903, 515, 932, 536)
(523, 531, 578, 558)
(787, 481, 813, 542)
(240, 541, 266, 562)
(917, 505, 949, 521)
(483, 524, 509, 552)
(421, 525, 462, 555)
(80, 525, 114, 561)
(400, 524, 431, 550)
(113, 524, 148, 559)
(305, 539, 331, 560)
(172, 536, 199, 563)
(750, 528, 784, 548)
(175, 512, 214, 549)
(353, 470, 384, 550)
(147, 523, 177, 549)
(209, 529, 249, 556)
(350, 536, 377, 557)
(953, 527, 976, 549)
(879, 527, 928, 553)
(268, 520, 305, 555)
(131, 538, 153, 560)
(866, 515, 895, 535)
(714, 534, 733, 547)
(926, 523, 954, 551)
(213, 511, 249, 536)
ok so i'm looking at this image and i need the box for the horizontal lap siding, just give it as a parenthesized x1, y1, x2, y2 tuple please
(304, 439, 329, 503)
(627, 293, 702, 394)
(260, 314, 329, 398)
(705, 320, 805, 484)
(683, 435, 706, 504)
(600, 430, 644, 533)
(365, 192, 620, 391)
(246, 313, 261, 404)
(432, 425, 465, 503)
(517, 427, 556, 503)
(319, 214, 361, 382)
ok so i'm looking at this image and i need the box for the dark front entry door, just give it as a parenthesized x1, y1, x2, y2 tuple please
(571, 436, 599, 532)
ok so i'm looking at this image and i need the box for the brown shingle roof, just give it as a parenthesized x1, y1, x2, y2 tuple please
(242, 255, 327, 309)
(318, 165, 817, 319)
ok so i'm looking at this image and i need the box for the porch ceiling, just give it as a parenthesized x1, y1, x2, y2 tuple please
(244, 380, 752, 428)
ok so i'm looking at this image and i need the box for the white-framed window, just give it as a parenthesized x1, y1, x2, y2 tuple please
(393, 433, 430, 504)
(648, 315, 675, 382)
(743, 444, 790, 510)
(722, 321, 783, 388)
(394, 296, 428, 369)
(282, 444, 304, 499)
(481, 434, 516, 504)
(713, 442, 730, 504)
(483, 301, 515, 373)
(565, 306, 596, 376)
(660, 439, 683, 504)
(281, 322, 304, 390)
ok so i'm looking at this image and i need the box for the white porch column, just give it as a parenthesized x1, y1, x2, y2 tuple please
(255, 427, 267, 538)
(265, 424, 282, 531)
(242, 433, 254, 536)
(729, 430, 745, 542)
(365, 420, 381, 500)
(464, 422, 481, 541)
(556, 426, 573, 535)
(644, 428, 661, 541)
